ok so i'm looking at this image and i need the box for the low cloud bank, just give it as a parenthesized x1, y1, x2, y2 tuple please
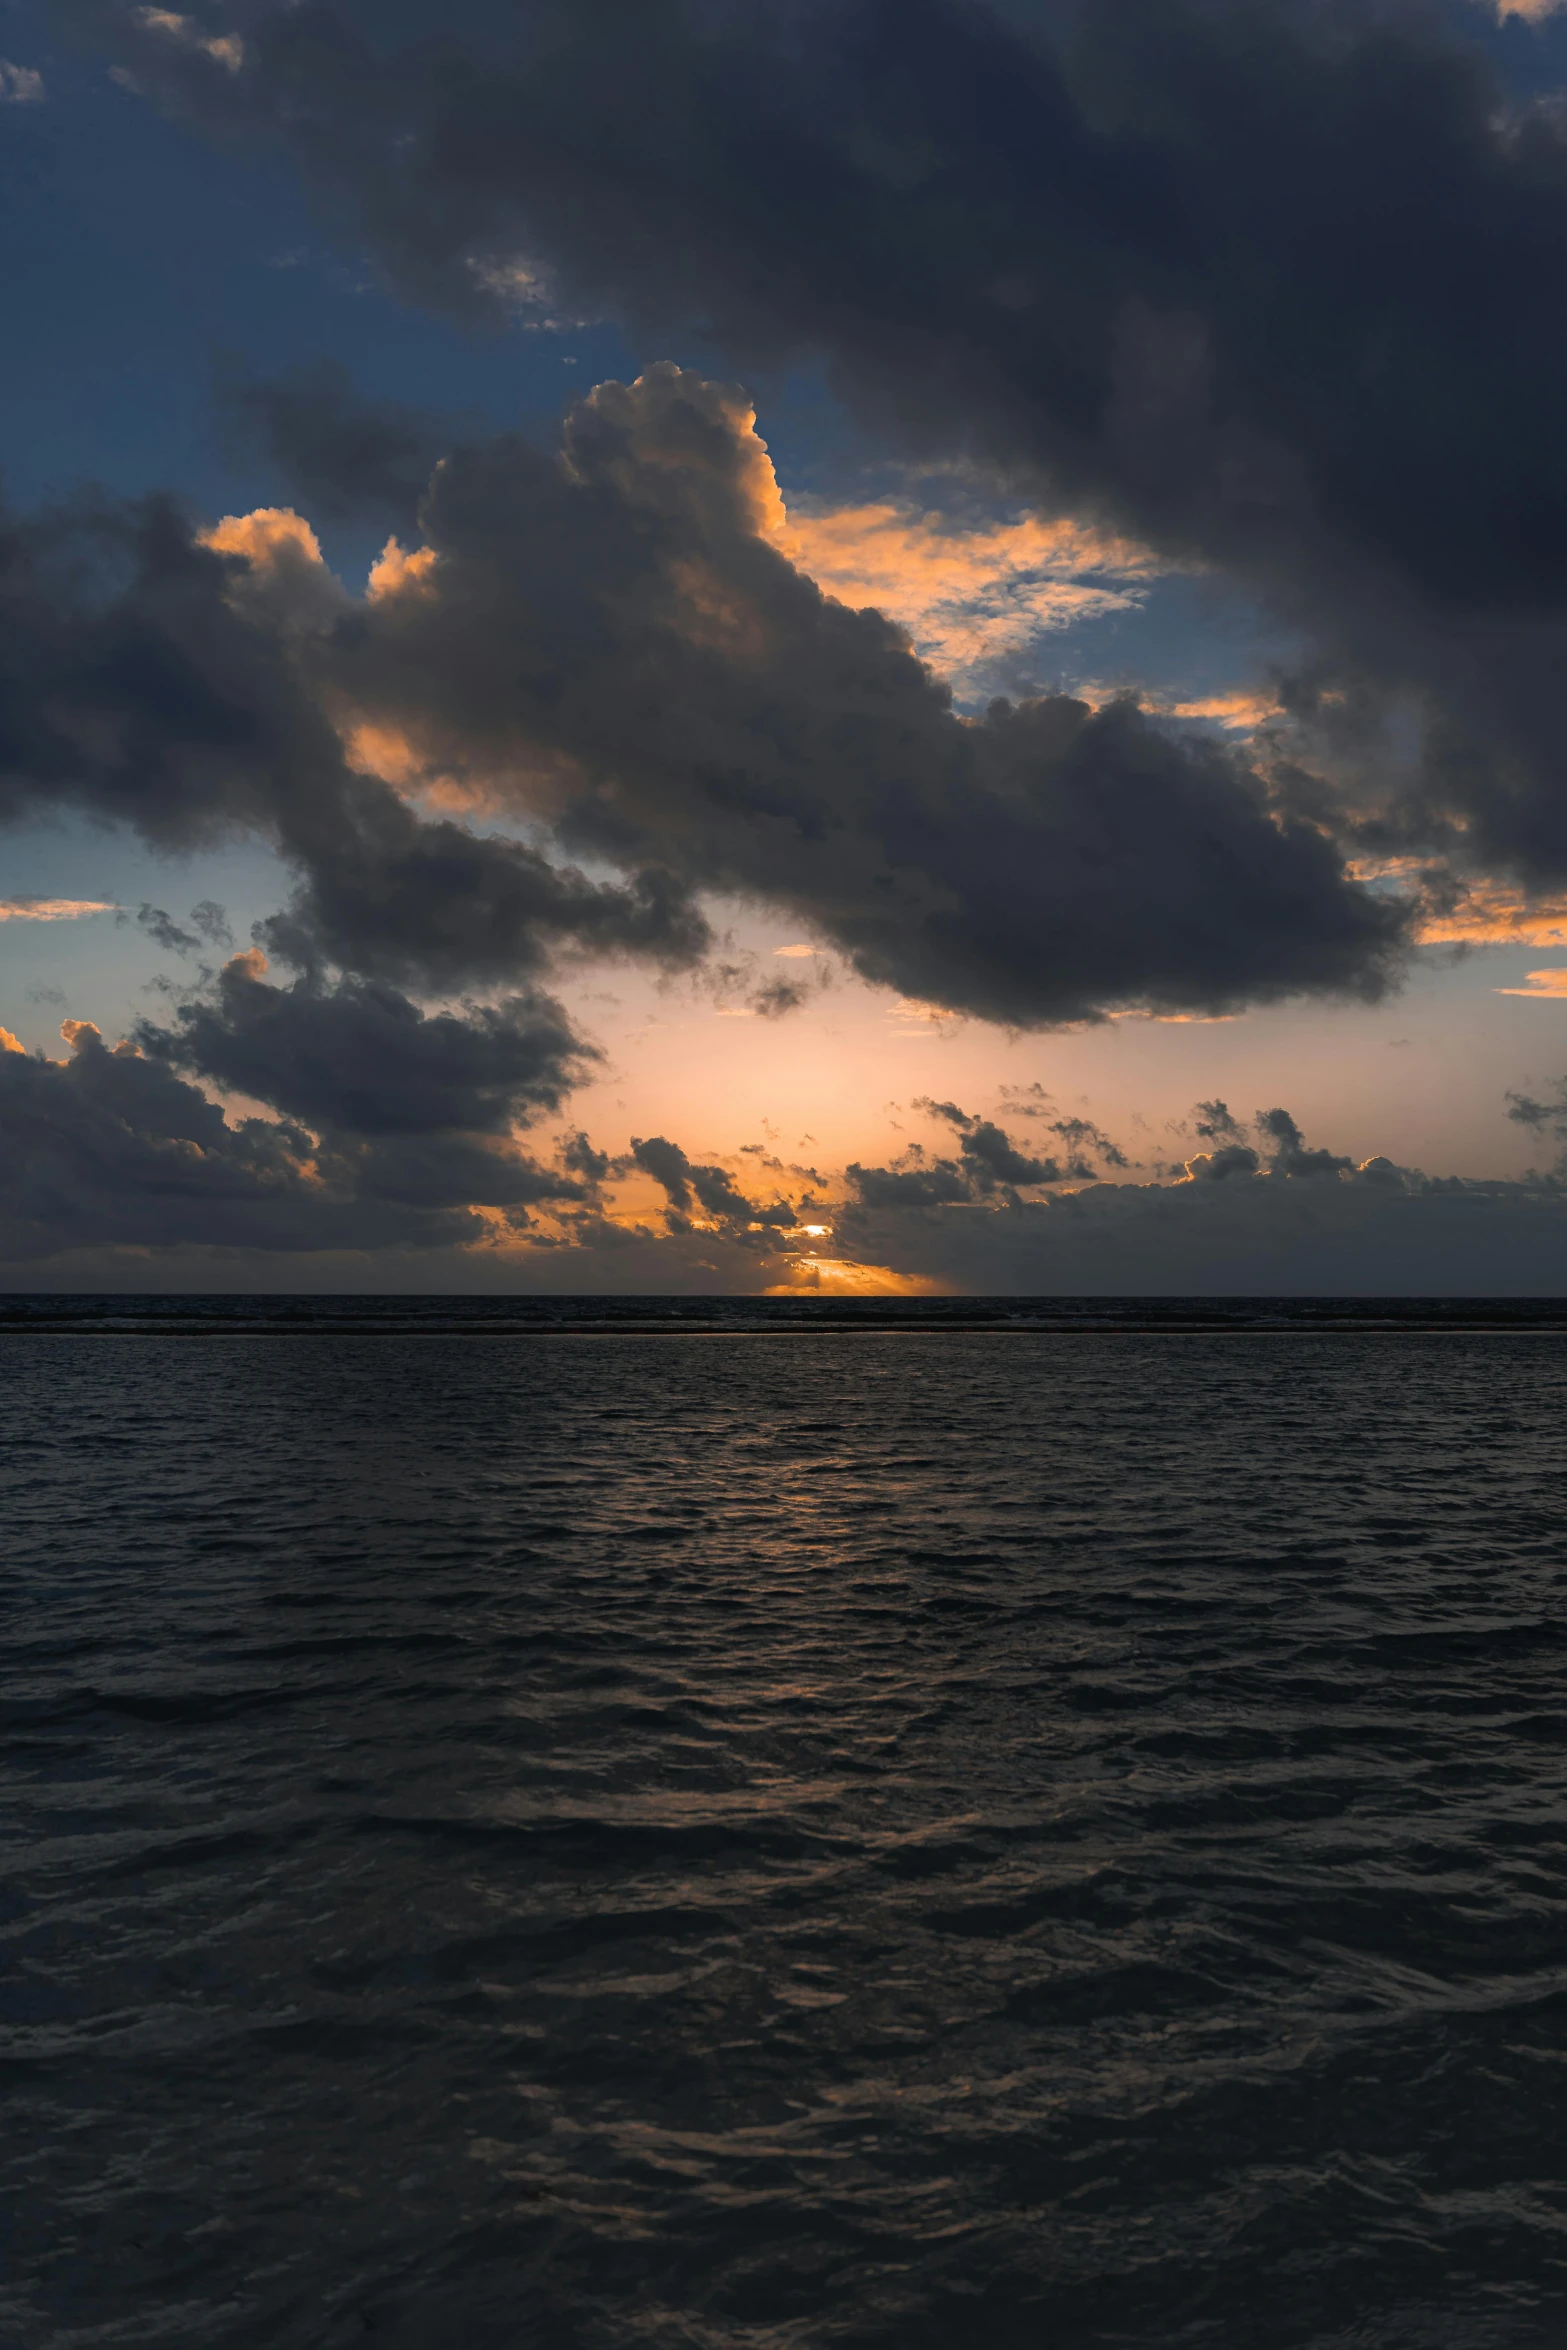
(6, 1035, 1567, 1295)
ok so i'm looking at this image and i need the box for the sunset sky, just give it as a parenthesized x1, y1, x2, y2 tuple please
(11, 0, 1567, 1290)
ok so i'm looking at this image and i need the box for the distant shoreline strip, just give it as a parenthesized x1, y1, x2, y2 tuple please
(5, 1318, 1567, 1338)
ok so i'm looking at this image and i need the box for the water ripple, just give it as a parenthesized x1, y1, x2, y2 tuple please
(3, 1330, 1566, 2345)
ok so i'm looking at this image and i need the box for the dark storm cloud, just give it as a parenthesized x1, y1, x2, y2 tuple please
(223, 359, 448, 537)
(0, 484, 711, 988)
(138, 951, 590, 1135)
(307, 366, 1404, 1023)
(61, 0, 1567, 893)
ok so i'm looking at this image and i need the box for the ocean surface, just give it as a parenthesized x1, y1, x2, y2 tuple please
(4, 1299, 1567, 2348)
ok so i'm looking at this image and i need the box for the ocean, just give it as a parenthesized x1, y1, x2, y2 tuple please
(4, 1300, 1566, 2347)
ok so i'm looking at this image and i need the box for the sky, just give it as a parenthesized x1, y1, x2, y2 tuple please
(10, 0, 1567, 1292)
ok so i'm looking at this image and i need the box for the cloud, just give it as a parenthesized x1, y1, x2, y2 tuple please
(221, 359, 449, 537)
(0, 59, 44, 101)
(1254, 1107, 1354, 1180)
(0, 898, 117, 922)
(64, 0, 1567, 908)
(1505, 1077, 1567, 1152)
(0, 980, 603, 1264)
(310, 365, 1408, 1024)
(775, 494, 1156, 694)
(0, 483, 711, 989)
(9, 1043, 1567, 1293)
(1495, 968, 1567, 996)
(629, 1133, 796, 1233)
(0, 1018, 477, 1260)
(132, 10, 241, 72)
(139, 949, 591, 1137)
(0, 349, 1404, 1028)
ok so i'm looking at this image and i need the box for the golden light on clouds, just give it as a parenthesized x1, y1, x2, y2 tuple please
(202, 506, 324, 570)
(767, 1257, 949, 1296)
(366, 539, 440, 601)
(1410, 880, 1567, 947)
(1495, 968, 1567, 998)
(777, 496, 1157, 685)
(135, 8, 243, 70)
(0, 1027, 22, 1054)
(0, 897, 117, 922)
(1159, 691, 1280, 730)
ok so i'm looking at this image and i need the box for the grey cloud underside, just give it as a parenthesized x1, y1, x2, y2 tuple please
(305, 368, 1405, 1023)
(0, 489, 712, 990)
(139, 958, 591, 1135)
(223, 358, 447, 538)
(63, 0, 1567, 888)
(837, 1095, 1567, 1294)
(0, 372, 1402, 1026)
(0, 972, 599, 1261)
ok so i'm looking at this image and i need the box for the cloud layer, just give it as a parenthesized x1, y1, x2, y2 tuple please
(59, 0, 1567, 903)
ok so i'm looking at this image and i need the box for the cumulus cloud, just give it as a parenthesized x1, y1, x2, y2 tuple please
(307, 365, 1407, 1023)
(59, 0, 1567, 908)
(0, 1018, 472, 1260)
(0, 365, 1402, 1026)
(0, 483, 711, 989)
(0, 990, 599, 1264)
(139, 949, 590, 1136)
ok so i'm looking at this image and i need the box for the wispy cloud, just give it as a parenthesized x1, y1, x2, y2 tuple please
(777, 495, 1158, 694)
(0, 898, 118, 923)
(1495, 968, 1567, 997)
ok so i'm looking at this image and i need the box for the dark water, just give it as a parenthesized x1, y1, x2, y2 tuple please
(5, 1310, 1567, 2348)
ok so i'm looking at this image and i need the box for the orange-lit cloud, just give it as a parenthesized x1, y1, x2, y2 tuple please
(135, 9, 243, 70)
(200, 507, 348, 632)
(366, 539, 440, 600)
(0, 897, 117, 922)
(776, 496, 1157, 685)
(1159, 690, 1280, 730)
(1495, 968, 1567, 997)
(1407, 878, 1567, 947)
(0, 1027, 22, 1054)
